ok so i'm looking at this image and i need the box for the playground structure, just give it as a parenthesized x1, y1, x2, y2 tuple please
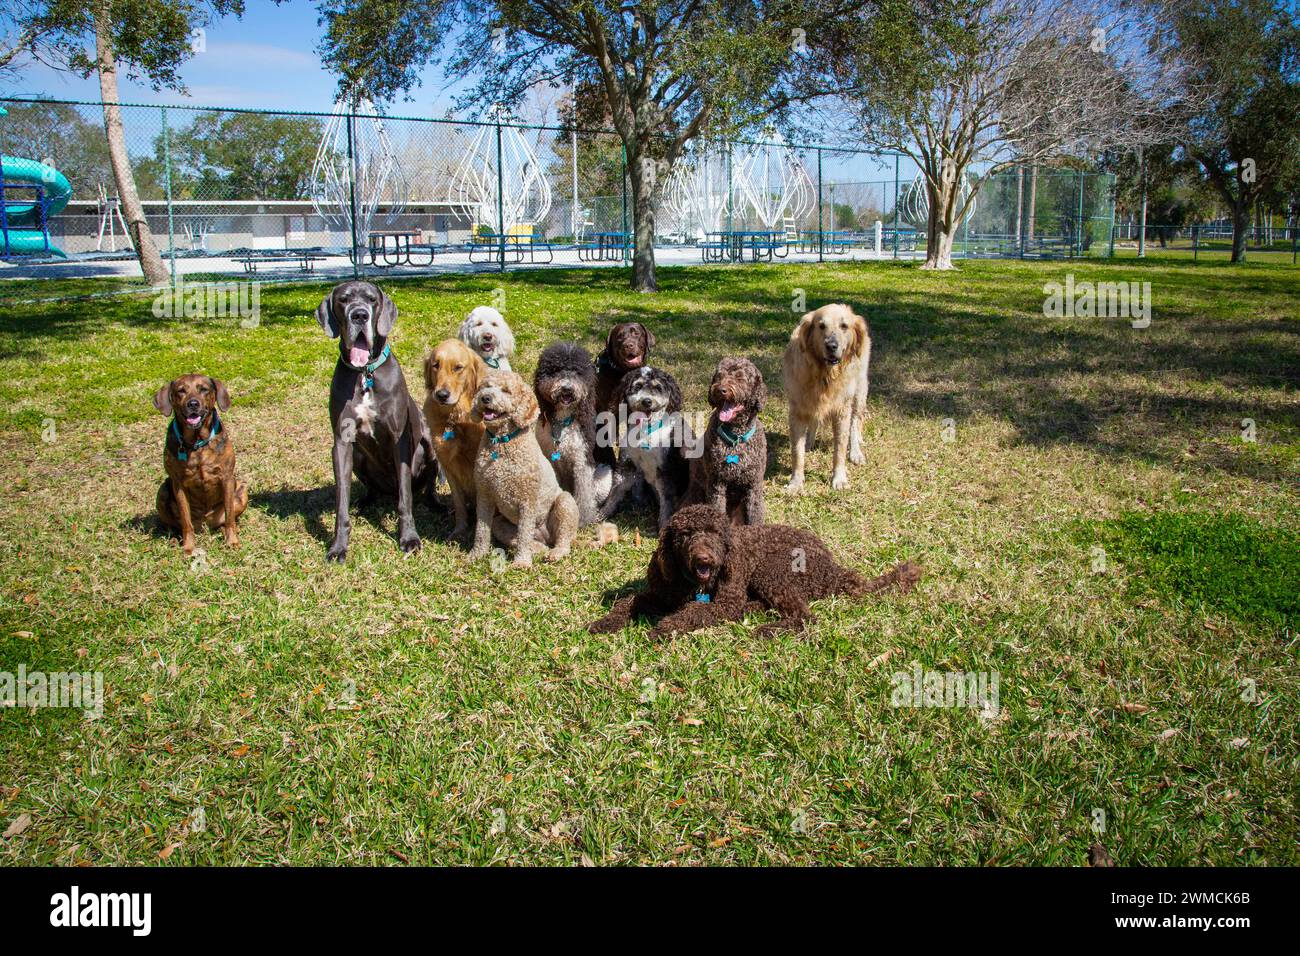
(0, 105, 72, 259)
(309, 96, 409, 256)
(663, 144, 732, 242)
(448, 106, 552, 241)
(729, 131, 815, 235)
(95, 182, 132, 252)
(899, 169, 978, 231)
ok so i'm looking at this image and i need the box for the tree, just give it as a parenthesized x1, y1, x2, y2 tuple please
(164, 111, 324, 200)
(318, 0, 842, 291)
(3, 1, 247, 284)
(1164, 0, 1300, 262)
(0, 100, 114, 192)
(816, 0, 1193, 269)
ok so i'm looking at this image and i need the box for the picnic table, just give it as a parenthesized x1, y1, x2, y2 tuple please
(702, 230, 786, 262)
(236, 250, 329, 274)
(368, 231, 435, 267)
(578, 231, 630, 262)
(467, 227, 555, 265)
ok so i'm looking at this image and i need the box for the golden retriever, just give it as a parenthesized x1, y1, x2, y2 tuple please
(781, 303, 871, 492)
(423, 339, 488, 543)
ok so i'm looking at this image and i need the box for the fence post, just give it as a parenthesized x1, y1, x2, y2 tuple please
(1076, 168, 1085, 258)
(892, 153, 900, 259)
(1107, 173, 1116, 258)
(1293, 227, 1297, 265)
(816, 148, 824, 263)
(160, 106, 177, 289)
(620, 143, 629, 264)
(345, 107, 360, 279)
(1193, 224, 1199, 260)
(496, 119, 506, 272)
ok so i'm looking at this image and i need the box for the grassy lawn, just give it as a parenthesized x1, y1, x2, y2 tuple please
(0, 256, 1296, 866)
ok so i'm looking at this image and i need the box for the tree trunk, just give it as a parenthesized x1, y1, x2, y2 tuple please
(93, 2, 168, 286)
(1231, 199, 1249, 263)
(627, 148, 658, 292)
(921, 170, 958, 270)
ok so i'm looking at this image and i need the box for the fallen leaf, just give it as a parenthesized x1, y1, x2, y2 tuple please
(679, 717, 703, 726)
(158, 842, 181, 860)
(867, 648, 898, 670)
(1229, 737, 1249, 749)
(230, 744, 250, 758)
(1120, 702, 1151, 714)
(2, 814, 31, 838)
(708, 836, 731, 848)
(1157, 728, 1179, 741)
(1088, 843, 1115, 867)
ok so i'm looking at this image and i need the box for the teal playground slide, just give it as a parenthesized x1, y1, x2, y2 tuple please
(0, 105, 72, 258)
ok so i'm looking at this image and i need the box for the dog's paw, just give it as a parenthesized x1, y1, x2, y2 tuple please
(831, 471, 849, 491)
(545, 546, 570, 563)
(326, 543, 348, 563)
(849, 448, 867, 466)
(224, 534, 241, 549)
(782, 478, 805, 495)
(512, 553, 534, 569)
(588, 615, 622, 634)
(399, 534, 422, 555)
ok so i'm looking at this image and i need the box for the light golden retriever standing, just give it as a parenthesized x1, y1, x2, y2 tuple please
(781, 303, 871, 492)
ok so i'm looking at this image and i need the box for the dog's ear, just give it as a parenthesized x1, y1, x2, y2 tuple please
(665, 372, 683, 414)
(797, 311, 818, 353)
(465, 351, 487, 398)
(423, 350, 436, 392)
(315, 293, 338, 338)
(652, 520, 680, 584)
(847, 308, 869, 360)
(746, 364, 767, 414)
(509, 374, 540, 428)
(604, 324, 621, 352)
(152, 382, 174, 416)
(498, 317, 516, 357)
(638, 323, 655, 351)
(376, 288, 397, 339)
(210, 377, 232, 411)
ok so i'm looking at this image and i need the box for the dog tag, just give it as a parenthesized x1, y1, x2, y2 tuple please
(491, 451, 500, 461)
(725, 454, 739, 464)
(695, 593, 711, 603)
(551, 451, 561, 462)
(442, 429, 454, 441)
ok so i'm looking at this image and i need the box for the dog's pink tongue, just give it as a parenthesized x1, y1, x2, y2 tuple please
(719, 403, 740, 423)
(349, 346, 370, 367)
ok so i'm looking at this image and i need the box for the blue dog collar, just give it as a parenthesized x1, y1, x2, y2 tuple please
(169, 410, 221, 463)
(487, 425, 525, 460)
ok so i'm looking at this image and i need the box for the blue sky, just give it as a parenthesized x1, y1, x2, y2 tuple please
(4, 1, 465, 115)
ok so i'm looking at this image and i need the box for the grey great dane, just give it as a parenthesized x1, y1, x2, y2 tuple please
(316, 280, 433, 562)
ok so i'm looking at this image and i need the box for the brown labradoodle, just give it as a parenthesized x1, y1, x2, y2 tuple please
(468, 370, 579, 567)
(589, 505, 922, 639)
(684, 357, 767, 525)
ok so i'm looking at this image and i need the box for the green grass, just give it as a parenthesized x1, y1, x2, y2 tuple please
(1, 256, 1297, 866)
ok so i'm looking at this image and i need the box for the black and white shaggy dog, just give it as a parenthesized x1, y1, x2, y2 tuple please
(533, 342, 612, 525)
(598, 366, 695, 531)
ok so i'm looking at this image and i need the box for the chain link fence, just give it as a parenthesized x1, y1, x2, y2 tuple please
(17, 97, 1257, 284)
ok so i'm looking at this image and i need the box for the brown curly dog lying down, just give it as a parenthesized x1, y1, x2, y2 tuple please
(589, 505, 922, 639)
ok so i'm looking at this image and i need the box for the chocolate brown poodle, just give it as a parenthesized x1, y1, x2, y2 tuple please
(684, 357, 768, 525)
(589, 505, 922, 639)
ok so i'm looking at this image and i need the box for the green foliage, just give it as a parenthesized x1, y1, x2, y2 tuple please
(158, 111, 325, 201)
(1088, 512, 1299, 631)
(0, 100, 112, 194)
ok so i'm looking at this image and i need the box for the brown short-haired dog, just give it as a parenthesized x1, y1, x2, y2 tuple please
(153, 374, 248, 555)
(589, 505, 921, 639)
(468, 370, 579, 567)
(423, 338, 487, 543)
